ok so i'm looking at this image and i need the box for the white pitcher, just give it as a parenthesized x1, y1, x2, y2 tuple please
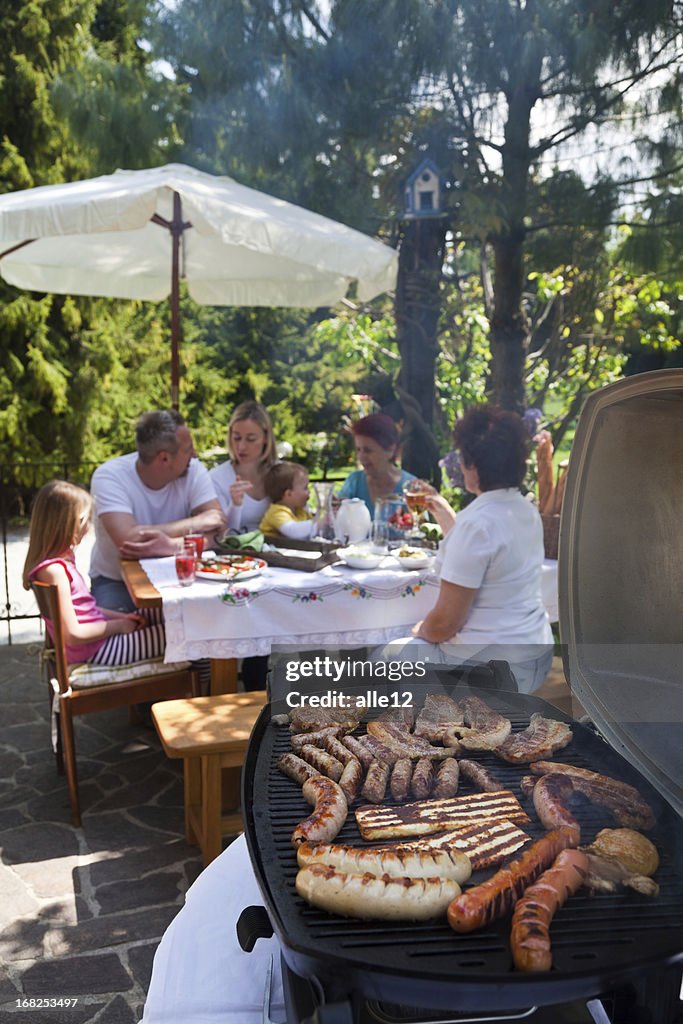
(334, 498, 371, 544)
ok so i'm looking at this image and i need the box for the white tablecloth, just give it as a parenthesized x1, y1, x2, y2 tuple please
(143, 555, 441, 662)
(142, 556, 559, 663)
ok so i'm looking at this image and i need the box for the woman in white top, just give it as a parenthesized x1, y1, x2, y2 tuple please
(385, 405, 553, 693)
(210, 401, 277, 532)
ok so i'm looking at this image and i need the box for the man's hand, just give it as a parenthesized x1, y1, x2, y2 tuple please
(191, 507, 227, 534)
(119, 528, 179, 560)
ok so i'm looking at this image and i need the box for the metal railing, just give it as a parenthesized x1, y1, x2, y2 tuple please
(1, 461, 101, 643)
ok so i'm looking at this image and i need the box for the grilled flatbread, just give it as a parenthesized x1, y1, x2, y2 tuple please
(355, 789, 530, 841)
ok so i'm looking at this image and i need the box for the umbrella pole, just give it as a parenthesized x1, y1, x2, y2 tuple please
(170, 191, 183, 411)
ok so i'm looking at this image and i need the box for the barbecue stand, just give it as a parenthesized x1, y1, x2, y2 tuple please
(238, 370, 683, 1024)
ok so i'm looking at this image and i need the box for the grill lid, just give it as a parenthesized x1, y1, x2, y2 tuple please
(559, 368, 683, 817)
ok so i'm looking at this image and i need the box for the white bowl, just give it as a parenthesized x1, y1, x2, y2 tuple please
(338, 547, 385, 570)
(396, 547, 433, 570)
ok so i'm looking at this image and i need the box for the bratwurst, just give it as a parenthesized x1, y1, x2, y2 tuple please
(447, 826, 579, 933)
(291, 776, 348, 847)
(296, 864, 461, 921)
(510, 848, 589, 971)
(296, 841, 472, 883)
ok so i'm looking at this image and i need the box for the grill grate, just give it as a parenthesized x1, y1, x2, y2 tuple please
(243, 685, 683, 1014)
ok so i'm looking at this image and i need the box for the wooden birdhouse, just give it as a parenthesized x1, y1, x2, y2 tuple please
(403, 158, 442, 219)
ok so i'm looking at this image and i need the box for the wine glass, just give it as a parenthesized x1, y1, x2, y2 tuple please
(402, 480, 431, 541)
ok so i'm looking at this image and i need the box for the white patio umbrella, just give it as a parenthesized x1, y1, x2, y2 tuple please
(0, 163, 397, 407)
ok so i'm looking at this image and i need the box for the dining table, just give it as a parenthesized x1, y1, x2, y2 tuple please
(121, 554, 559, 694)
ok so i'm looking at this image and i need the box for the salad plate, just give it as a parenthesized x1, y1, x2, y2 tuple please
(196, 555, 266, 582)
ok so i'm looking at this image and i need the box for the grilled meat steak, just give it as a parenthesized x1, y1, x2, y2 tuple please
(494, 714, 573, 764)
(414, 694, 464, 744)
(289, 704, 363, 734)
(448, 695, 512, 750)
(366, 720, 460, 760)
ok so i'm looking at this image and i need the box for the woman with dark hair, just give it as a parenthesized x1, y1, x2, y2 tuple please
(338, 413, 415, 516)
(384, 405, 553, 693)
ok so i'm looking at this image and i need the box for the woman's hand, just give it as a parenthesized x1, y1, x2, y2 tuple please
(229, 477, 253, 507)
(424, 493, 457, 534)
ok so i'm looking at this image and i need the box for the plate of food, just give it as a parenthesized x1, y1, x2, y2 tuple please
(196, 555, 267, 582)
(395, 546, 434, 570)
(336, 546, 386, 570)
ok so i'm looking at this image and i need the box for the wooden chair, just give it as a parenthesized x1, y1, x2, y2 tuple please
(32, 580, 199, 827)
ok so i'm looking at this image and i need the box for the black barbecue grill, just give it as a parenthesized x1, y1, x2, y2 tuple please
(237, 371, 683, 1024)
(239, 681, 683, 1023)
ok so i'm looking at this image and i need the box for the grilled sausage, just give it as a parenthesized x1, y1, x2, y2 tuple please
(296, 841, 472, 883)
(291, 776, 348, 847)
(510, 848, 589, 971)
(530, 761, 656, 830)
(459, 758, 505, 793)
(298, 744, 344, 782)
(447, 826, 579, 933)
(277, 752, 320, 785)
(532, 774, 580, 839)
(342, 734, 375, 770)
(338, 757, 363, 803)
(361, 760, 390, 803)
(296, 864, 461, 921)
(410, 758, 434, 800)
(432, 757, 460, 799)
(319, 734, 359, 766)
(290, 727, 341, 753)
(390, 759, 413, 802)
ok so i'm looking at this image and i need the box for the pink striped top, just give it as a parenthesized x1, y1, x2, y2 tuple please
(30, 556, 106, 663)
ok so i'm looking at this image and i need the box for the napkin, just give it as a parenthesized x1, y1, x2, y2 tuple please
(216, 529, 265, 552)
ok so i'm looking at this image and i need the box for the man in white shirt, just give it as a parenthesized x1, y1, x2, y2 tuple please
(90, 410, 225, 610)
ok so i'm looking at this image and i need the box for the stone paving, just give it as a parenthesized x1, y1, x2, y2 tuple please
(0, 643, 206, 1024)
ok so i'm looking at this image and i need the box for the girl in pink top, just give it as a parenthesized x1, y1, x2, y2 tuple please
(23, 480, 165, 666)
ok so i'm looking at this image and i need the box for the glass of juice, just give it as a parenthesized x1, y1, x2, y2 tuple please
(176, 540, 197, 586)
(184, 533, 205, 558)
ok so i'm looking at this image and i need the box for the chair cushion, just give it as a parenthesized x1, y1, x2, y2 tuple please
(68, 657, 192, 690)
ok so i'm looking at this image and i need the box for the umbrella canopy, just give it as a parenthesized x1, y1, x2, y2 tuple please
(0, 163, 397, 405)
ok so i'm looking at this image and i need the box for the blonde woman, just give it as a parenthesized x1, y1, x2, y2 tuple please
(210, 401, 277, 532)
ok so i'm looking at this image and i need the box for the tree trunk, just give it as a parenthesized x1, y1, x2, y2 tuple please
(395, 217, 446, 480)
(489, 229, 528, 413)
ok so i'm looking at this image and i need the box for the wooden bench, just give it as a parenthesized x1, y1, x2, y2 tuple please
(152, 691, 267, 865)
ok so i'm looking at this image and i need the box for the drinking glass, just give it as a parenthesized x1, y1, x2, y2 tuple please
(402, 479, 431, 539)
(369, 519, 389, 555)
(176, 540, 197, 586)
(184, 533, 205, 558)
(374, 497, 411, 548)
